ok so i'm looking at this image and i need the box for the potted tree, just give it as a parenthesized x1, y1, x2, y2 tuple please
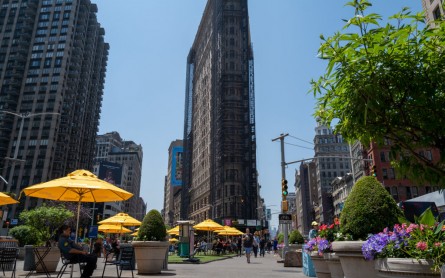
(131, 209, 168, 274)
(332, 176, 402, 278)
(9, 204, 73, 273)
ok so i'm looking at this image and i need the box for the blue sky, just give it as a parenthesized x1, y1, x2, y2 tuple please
(94, 0, 422, 229)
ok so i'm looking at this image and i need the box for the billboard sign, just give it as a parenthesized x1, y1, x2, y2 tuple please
(98, 161, 122, 185)
(171, 146, 183, 186)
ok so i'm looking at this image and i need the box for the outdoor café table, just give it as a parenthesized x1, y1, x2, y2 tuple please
(26, 247, 52, 278)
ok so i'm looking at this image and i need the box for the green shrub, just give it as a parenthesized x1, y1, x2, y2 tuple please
(9, 225, 39, 247)
(19, 203, 73, 245)
(138, 209, 166, 241)
(289, 229, 304, 244)
(340, 176, 402, 240)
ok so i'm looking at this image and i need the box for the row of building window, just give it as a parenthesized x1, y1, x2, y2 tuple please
(317, 145, 349, 152)
(25, 76, 60, 84)
(321, 162, 349, 170)
(41, 5, 71, 12)
(42, 0, 73, 6)
(323, 171, 346, 179)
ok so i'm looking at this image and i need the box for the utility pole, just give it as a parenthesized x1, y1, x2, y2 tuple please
(272, 133, 289, 255)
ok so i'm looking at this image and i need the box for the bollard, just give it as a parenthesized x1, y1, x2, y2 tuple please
(23, 245, 36, 271)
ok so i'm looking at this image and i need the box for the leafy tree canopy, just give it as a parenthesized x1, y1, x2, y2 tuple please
(311, 0, 445, 186)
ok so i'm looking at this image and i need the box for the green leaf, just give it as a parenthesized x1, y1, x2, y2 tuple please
(417, 207, 436, 227)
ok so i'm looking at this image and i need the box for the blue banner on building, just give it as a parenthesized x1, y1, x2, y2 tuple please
(171, 146, 183, 186)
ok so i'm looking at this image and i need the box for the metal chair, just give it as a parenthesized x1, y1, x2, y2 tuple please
(0, 247, 18, 278)
(101, 246, 134, 278)
(56, 251, 84, 278)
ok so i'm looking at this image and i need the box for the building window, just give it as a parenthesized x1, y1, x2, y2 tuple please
(412, 187, 418, 198)
(388, 168, 395, 179)
(391, 187, 399, 202)
(380, 151, 386, 162)
(433, 6, 442, 20)
(406, 186, 412, 199)
(382, 168, 388, 179)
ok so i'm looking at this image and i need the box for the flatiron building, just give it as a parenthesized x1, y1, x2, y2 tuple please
(182, 0, 258, 224)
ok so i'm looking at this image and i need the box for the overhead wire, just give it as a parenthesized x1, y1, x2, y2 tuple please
(288, 134, 314, 145)
(284, 142, 313, 150)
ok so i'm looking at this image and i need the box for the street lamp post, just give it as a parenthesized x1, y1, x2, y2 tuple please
(0, 111, 60, 230)
(1, 111, 60, 192)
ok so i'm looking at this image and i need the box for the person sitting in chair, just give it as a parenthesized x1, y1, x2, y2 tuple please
(58, 225, 97, 278)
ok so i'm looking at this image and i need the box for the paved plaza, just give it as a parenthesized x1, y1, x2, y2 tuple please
(13, 253, 307, 278)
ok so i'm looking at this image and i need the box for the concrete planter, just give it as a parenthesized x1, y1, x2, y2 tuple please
(375, 258, 440, 277)
(332, 241, 376, 278)
(132, 241, 169, 274)
(324, 252, 344, 278)
(34, 247, 60, 273)
(310, 251, 331, 278)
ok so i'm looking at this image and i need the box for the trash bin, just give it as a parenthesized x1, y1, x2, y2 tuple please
(302, 249, 316, 277)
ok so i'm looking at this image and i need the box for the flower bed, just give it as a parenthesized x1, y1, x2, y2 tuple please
(362, 222, 445, 273)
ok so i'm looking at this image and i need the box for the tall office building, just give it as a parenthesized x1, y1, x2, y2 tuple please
(313, 119, 351, 224)
(0, 0, 108, 218)
(182, 0, 258, 225)
(296, 161, 317, 235)
(163, 140, 183, 226)
(94, 132, 145, 221)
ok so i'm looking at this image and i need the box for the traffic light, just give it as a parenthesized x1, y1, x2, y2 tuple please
(371, 165, 377, 177)
(282, 179, 288, 198)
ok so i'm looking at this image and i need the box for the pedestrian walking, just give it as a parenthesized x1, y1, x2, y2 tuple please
(242, 228, 254, 264)
(252, 231, 260, 258)
(259, 236, 266, 257)
(273, 238, 278, 255)
(236, 236, 242, 257)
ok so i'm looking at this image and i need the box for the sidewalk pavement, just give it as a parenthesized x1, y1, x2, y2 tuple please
(13, 253, 308, 278)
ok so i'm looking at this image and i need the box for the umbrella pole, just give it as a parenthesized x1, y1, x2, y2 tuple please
(75, 200, 81, 243)
(71, 200, 81, 278)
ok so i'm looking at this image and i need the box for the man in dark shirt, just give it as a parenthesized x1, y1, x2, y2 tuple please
(242, 228, 254, 264)
(58, 225, 97, 278)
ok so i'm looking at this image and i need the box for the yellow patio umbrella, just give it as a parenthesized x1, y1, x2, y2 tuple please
(98, 212, 141, 226)
(169, 238, 179, 243)
(193, 219, 224, 231)
(193, 219, 224, 241)
(131, 231, 138, 236)
(21, 169, 133, 242)
(167, 226, 179, 235)
(0, 192, 19, 205)
(98, 224, 131, 234)
(215, 229, 243, 236)
(215, 226, 243, 235)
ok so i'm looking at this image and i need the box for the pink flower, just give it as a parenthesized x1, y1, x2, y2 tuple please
(416, 241, 428, 251)
(434, 242, 441, 247)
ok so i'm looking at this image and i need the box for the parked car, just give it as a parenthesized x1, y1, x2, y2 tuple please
(398, 201, 441, 222)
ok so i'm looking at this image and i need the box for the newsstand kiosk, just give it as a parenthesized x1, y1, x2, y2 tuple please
(178, 220, 194, 257)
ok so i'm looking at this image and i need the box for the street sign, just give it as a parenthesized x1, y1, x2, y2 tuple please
(279, 213, 292, 224)
(10, 219, 18, 225)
